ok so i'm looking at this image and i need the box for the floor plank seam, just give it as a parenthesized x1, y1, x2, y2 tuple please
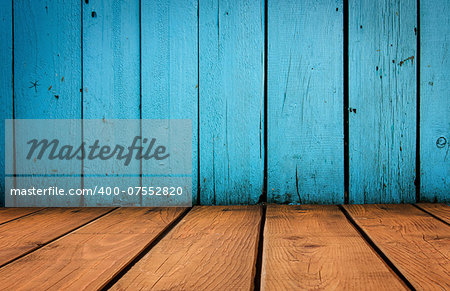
(337, 205, 416, 291)
(411, 204, 450, 226)
(100, 207, 192, 291)
(253, 203, 266, 291)
(0, 207, 118, 269)
(0, 208, 47, 226)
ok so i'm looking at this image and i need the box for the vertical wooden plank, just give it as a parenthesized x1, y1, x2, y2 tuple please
(349, 0, 417, 203)
(13, 0, 82, 205)
(82, 0, 140, 205)
(199, 0, 264, 204)
(0, 0, 12, 206)
(420, 0, 449, 202)
(14, 0, 82, 119)
(268, 0, 344, 204)
(83, 0, 140, 120)
(141, 0, 198, 203)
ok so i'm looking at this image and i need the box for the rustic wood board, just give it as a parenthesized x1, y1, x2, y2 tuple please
(344, 204, 450, 290)
(111, 206, 262, 290)
(82, 0, 141, 206)
(416, 203, 450, 224)
(349, 0, 417, 203)
(268, 0, 344, 204)
(13, 0, 82, 205)
(420, 0, 450, 202)
(141, 0, 198, 203)
(199, 0, 264, 204)
(0, 208, 44, 225)
(262, 205, 406, 290)
(0, 207, 111, 266)
(13, 0, 82, 119)
(0, 0, 12, 207)
(0, 208, 185, 290)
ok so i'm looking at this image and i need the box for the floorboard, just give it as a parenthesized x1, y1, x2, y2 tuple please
(110, 206, 262, 290)
(344, 204, 450, 290)
(0, 208, 44, 224)
(0, 207, 111, 266)
(0, 208, 185, 290)
(261, 205, 407, 290)
(415, 203, 450, 224)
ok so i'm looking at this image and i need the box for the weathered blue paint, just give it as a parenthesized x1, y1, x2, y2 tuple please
(199, 0, 265, 205)
(13, 0, 82, 205)
(0, 0, 12, 206)
(268, 0, 344, 204)
(2, 0, 449, 205)
(141, 0, 199, 204)
(349, 0, 417, 203)
(420, 0, 450, 202)
(82, 0, 141, 206)
(14, 0, 82, 119)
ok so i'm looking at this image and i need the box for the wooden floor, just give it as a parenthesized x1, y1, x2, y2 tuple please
(0, 204, 448, 290)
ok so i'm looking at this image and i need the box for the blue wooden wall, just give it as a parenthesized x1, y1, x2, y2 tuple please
(0, 0, 448, 205)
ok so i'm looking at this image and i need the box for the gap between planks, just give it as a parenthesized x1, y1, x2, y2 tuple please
(0, 207, 188, 290)
(0, 207, 116, 268)
(0, 204, 448, 290)
(413, 203, 450, 225)
(0, 207, 45, 225)
(343, 204, 450, 290)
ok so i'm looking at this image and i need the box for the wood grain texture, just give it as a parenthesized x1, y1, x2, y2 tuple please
(0, 0, 12, 207)
(0, 208, 185, 290)
(349, 0, 417, 203)
(199, 0, 264, 204)
(268, 0, 344, 204)
(111, 206, 261, 290)
(344, 204, 450, 290)
(0, 208, 43, 225)
(0, 207, 111, 266)
(420, 0, 450, 202)
(262, 205, 406, 290)
(82, 0, 141, 206)
(82, 0, 140, 119)
(13, 0, 82, 203)
(14, 0, 82, 119)
(416, 203, 450, 224)
(141, 0, 198, 203)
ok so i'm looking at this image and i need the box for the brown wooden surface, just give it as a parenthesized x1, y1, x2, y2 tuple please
(0, 207, 111, 266)
(416, 203, 450, 224)
(0, 207, 185, 290)
(0, 204, 447, 290)
(0, 208, 44, 224)
(261, 205, 406, 290)
(111, 206, 262, 290)
(344, 204, 450, 290)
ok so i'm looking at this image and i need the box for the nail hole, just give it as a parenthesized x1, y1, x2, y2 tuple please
(436, 137, 447, 148)
(91, 11, 97, 18)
